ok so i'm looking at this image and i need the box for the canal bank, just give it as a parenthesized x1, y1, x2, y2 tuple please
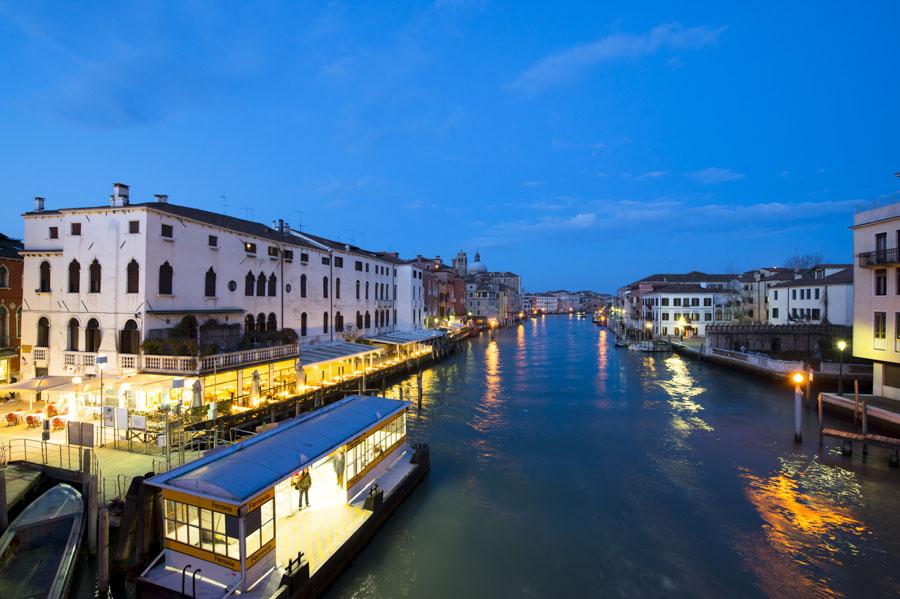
(328, 314, 900, 598)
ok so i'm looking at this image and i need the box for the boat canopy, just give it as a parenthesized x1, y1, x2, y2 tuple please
(364, 329, 446, 345)
(145, 395, 408, 504)
(300, 340, 383, 367)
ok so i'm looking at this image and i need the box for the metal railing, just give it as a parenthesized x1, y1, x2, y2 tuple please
(32, 347, 48, 361)
(63, 351, 98, 367)
(709, 347, 803, 374)
(858, 248, 900, 267)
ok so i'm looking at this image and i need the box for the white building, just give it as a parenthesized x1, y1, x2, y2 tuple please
(525, 294, 559, 314)
(643, 284, 740, 338)
(19, 185, 424, 380)
(852, 203, 900, 400)
(765, 265, 853, 325)
(736, 267, 798, 323)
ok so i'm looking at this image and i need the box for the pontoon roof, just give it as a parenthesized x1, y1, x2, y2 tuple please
(300, 340, 382, 367)
(145, 395, 408, 504)
(364, 329, 446, 345)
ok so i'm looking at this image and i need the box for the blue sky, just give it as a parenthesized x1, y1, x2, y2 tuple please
(1, 2, 898, 292)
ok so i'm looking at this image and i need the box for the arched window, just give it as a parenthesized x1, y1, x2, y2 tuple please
(126, 260, 139, 294)
(245, 271, 255, 296)
(323, 311, 329, 334)
(268, 274, 277, 297)
(335, 278, 341, 299)
(0, 265, 7, 288)
(37, 317, 50, 347)
(335, 311, 343, 332)
(67, 260, 80, 293)
(300, 312, 307, 337)
(0, 307, 6, 344)
(89, 259, 101, 293)
(322, 276, 329, 299)
(38, 261, 51, 293)
(158, 262, 173, 295)
(267, 313, 277, 332)
(356, 311, 362, 329)
(300, 274, 307, 298)
(364, 311, 371, 329)
(245, 314, 255, 332)
(386, 309, 390, 326)
(256, 273, 266, 297)
(120, 319, 139, 355)
(85, 318, 100, 353)
(365, 281, 369, 300)
(204, 267, 216, 297)
(356, 280, 360, 300)
(67, 318, 80, 351)
(256, 313, 265, 332)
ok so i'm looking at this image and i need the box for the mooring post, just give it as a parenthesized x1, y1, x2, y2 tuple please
(794, 380, 803, 444)
(854, 380, 860, 428)
(805, 369, 812, 409)
(890, 450, 899, 468)
(862, 399, 868, 458)
(399, 387, 403, 402)
(83, 447, 97, 555)
(817, 393, 824, 448)
(0, 468, 7, 533)
(98, 506, 110, 597)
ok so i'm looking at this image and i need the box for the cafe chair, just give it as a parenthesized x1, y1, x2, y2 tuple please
(5, 413, 16, 426)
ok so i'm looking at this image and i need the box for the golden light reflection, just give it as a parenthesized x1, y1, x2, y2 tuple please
(470, 340, 506, 462)
(737, 457, 871, 597)
(595, 329, 608, 395)
(655, 355, 712, 434)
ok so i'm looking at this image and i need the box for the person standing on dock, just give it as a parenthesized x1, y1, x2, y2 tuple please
(297, 467, 312, 510)
(333, 451, 346, 487)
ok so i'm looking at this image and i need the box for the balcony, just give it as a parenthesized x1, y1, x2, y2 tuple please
(858, 248, 900, 268)
(140, 343, 299, 375)
(63, 351, 98, 368)
(32, 347, 48, 363)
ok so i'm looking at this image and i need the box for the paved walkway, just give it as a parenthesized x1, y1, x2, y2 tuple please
(3, 464, 42, 512)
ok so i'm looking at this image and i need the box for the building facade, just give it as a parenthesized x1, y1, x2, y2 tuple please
(765, 265, 853, 326)
(852, 203, 900, 400)
(0, 233, 24, 383)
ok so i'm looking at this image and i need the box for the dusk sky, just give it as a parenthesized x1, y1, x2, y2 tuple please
(1, 2, 898, 292)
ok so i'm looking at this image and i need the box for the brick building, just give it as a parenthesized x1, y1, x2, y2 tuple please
(0, 232, 24, 383)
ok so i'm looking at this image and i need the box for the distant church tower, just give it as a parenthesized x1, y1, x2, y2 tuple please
(454, 250, 468, 276)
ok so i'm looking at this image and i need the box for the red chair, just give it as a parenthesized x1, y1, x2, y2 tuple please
(51, 417, 65, 432)
(47, 404, 58, 418)
(25, 415, 39, 429)
(5, 413, 16, 427)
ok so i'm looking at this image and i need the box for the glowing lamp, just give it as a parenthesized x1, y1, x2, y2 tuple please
(791, 372, 805, 385)
(837, 340, 847, 351)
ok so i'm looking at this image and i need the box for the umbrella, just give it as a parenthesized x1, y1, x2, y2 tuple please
(251, 370, 261, 403)
(192, 379, 203, 409)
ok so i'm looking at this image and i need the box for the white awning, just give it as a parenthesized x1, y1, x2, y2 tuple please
(300, 340, 383, 367)
(363, 329, 446, 345)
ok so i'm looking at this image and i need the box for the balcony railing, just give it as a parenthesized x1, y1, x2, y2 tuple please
(32, 347, 48, 361)
(858, 248, 900, 268)
(63, 351, 97, 368)
(140, 343, 298, 375)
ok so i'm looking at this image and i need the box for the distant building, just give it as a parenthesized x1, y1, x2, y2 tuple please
(852, 203, 900, 399)
(765, 265, 853, 326)
(643, 284, 740, 338)
(736, 267, 798, 323)
(457, 251, 522, 325)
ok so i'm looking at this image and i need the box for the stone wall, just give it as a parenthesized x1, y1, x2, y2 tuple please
(705, 323, 853, 360)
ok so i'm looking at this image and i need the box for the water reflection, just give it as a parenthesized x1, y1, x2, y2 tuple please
(469, 340, 505, 462)
(738, 456, 873, 597)
(595, 329, 608, 396)
(658, 356, 712, 433)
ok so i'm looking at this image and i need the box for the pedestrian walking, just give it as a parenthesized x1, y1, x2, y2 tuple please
(296, 467, 312, 510)
(333, 451, 346, 487)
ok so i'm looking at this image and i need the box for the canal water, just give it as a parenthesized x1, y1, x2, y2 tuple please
(329, 314, 900, 598)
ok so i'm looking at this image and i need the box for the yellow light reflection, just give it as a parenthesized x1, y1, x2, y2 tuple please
(738, 457, 870, 597)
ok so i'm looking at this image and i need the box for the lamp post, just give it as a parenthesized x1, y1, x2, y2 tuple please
(791, 372, 805, 443)
(837, 340, 847, 396)
(644, 321, 653, 342)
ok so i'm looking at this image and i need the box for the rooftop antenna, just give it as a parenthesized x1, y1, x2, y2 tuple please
(220, 195, 229, 215)
(242, 206, 254, 221)
(293, 210, 302, 232)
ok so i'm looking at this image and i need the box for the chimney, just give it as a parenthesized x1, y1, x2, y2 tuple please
(34, 196, 45, 212)
(111, 182, 130, 207)
(154, 194, 168, 204)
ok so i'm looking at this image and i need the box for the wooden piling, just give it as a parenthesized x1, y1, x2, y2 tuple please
(98, 507, 110, 597)
(854, 380, 860, 428)
(0, 468, 7, 533)
(817, 393, 823, 447)
(793, 386, 803, 443)
(417, 371, 423, 409)
(83, 448, 97, 555)
(862, 399, 868, 457)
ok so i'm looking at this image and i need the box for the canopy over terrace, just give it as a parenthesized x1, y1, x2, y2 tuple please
(300, 340, 382, 368)
(145, 394, 407, 504)
(298, 340, 384, 387)
(363, 329, 446, 359)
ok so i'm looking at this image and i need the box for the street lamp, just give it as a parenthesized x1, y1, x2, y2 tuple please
(644, 321, 653, 341)
(791, 372, 805, 443)
(837, 340, 847, 396)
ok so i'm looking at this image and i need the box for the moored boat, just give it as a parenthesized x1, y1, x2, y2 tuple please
(0, 483, 85, 599)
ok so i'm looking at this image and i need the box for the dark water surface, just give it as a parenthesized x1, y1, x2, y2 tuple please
(329, 315, 900, 598)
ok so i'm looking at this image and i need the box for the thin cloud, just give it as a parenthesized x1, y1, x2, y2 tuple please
(522, 180, 543, 188)
(508, 23, 725, 93)
(623, 170, 668, 181)
(686, 167, 745, 184)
